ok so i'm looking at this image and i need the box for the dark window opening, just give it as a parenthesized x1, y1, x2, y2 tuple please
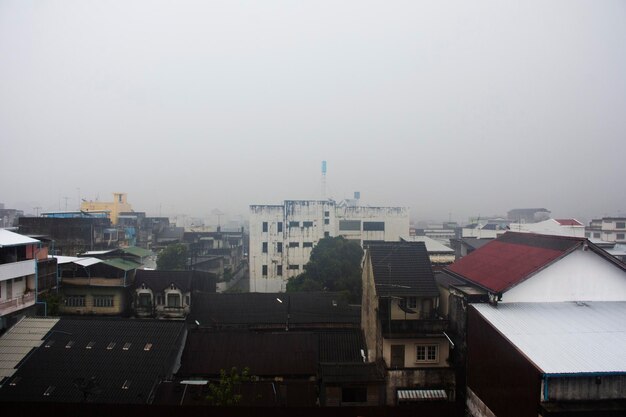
(303, 221, 314, 227)
(262, 222, 268, 232)
(363, 221, 385, 231)
(262, 242, 268, 253)
(262, 265, 268, 276)
(277, 222, 283, 232)
(342, 387, 367, 403)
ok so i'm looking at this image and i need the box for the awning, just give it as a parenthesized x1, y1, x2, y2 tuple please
(397, 389, 447, 401)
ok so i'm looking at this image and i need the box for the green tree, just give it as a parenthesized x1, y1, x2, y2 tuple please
(206, 367, 250, 406)
(286, 236, 364, 303)
(156, 243, 189, 270)
(39, 291, 62, 316)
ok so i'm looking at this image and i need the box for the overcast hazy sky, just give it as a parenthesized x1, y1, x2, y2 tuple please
(1, 0, 625, 224)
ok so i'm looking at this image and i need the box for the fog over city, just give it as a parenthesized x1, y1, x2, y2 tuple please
(1, 0, 625, 223)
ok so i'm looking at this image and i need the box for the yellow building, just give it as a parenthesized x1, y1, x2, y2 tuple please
(81, 193, 132, 225)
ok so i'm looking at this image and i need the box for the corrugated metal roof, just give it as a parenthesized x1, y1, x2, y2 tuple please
(472, 302, 626, 375)
(73, 257, 102, 267)
(0, 229, 39, 248)
(50, 255, 80, 265)
(401, 236, 454, 253)
(121, 246, 152, 258)
(446, 232, 584, 293)
(101, 258, 141, 271)
(397, 389, 447, 401)
(0, 318, 59, 379)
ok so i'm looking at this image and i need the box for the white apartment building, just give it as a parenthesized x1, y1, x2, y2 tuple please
(586, 217, 626, 243)
(249, 200, 409, 292)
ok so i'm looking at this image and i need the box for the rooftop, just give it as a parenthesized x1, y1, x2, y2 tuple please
(445, 232, 585, 293)
(368, 242, 439, 297)
(188, 292, 360, 328)
(0, 318, 186, 403)
(0, 229, 39, 248)
(472, 302, 626, 375)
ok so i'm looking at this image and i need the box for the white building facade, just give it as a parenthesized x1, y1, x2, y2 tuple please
(249, 200, 409, 292)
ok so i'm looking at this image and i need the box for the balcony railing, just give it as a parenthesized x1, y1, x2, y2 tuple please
(0, 259, 36, 282)
(382, 318, 449, 336)
(0, 292, 35, 316)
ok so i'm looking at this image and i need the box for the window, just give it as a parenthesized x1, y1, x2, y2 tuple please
(277, 242, 283, 253)
(262, 265, 268, 276)
(303, 221, 314, 228)
(94, 296, 114, 308)
(289, 242, 300, 248)
(416, 344, 438, 363)
(324, 211, 330, 217)
(262, 242, 268, 253)
(617, 222, 626, 229)
(407, 297, 417, 309)
(123, 342, 131, 350)
(276, 265, 283, 276)
(303, 242, 313, 248)
(617, 233, 625, 240)
(289, 221, 300, 228)
(277, 222, 283, 233)
(324, 232, 330, 237)
(66, 295, 85, 307)
(593, 232, 601, 238)
(156, 294, 163, 305)
(107, 342, 116, 350)
(341, 387, 367, 403)
(363, 221, 385, 231)
(144, 343, 153, 351)
(324, 218, 330, 225)
(585, 232, 590, 237)
(390, 345, 405, 368)
(138, 293, 151, 307)
(262, 222, 268, 232)
(288, 264, 300, 270)
(339, 220, 361, 231)
(167, 293, 181, 307)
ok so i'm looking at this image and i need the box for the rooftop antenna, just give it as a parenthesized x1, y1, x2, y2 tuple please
(321, 160, 327, 200)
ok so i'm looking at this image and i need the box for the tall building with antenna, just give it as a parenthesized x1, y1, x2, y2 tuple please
(249, 197, 409, 292)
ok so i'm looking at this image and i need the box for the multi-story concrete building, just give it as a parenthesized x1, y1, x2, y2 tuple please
(0, 230, 41, 330)
(249, 200, 409, 292)
(80, 192, 133, 225)
(586, 216, 626, 243)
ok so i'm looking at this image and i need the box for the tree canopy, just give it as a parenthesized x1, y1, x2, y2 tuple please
(286, 236, 364, 303)
(156, 243, 189, 270)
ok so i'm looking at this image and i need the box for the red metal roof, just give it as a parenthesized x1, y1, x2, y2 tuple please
(555, 218, 583, 226)
(445, 232, 583, 293)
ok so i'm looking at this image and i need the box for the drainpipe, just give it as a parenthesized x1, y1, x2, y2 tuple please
(34, 242, 47, 317)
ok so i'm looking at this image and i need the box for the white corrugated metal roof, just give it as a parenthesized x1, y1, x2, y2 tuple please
(397, 389, 448, 401)
(401, 236, 454, 253)
(81, 249, 116, 255)
(0, 317, 59, 379)
(50, 255, 80, 264)
(472, 302, 626, 375)
(0, 229, 39, 248)
(73, 257, 102, 267)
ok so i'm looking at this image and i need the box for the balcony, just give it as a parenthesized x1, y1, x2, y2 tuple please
(382, 318, 449, 337)
(0, 292, 35, 316)
(0, 259, 36, 282)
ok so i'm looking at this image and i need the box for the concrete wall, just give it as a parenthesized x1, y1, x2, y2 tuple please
(250, 201, 409, 292)
(60, 287, 127, 315)
(502, 248, 626, 303)
(383, 337, 450, 369)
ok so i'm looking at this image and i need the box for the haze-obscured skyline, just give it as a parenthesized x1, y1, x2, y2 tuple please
(2, 1, 625, 224)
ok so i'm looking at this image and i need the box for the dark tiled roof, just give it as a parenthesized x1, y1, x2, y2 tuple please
(368, 242, 439, 297)
(0, 318, 185, 404)
(318, 329, 366, 363)
(188, 292, 360, 328)
(445, 232, 585, 293)
(461, 238, 493, 250)
(319, 363, 384, 383)
(135, 270, 216, 293)
(178, 331, 318, 377)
